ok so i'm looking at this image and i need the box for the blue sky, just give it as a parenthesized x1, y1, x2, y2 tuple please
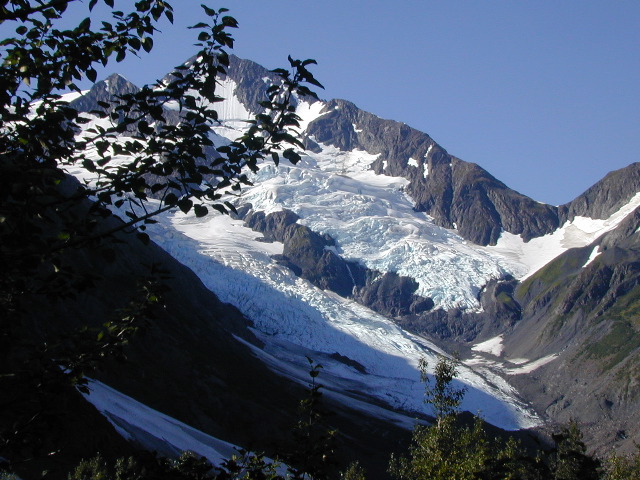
(15, 1, 640, 205)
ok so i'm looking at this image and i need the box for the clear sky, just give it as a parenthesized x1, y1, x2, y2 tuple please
(13, 1, 640, 205)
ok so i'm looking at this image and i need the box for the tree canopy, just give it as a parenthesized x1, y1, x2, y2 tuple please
(0, 1, 322, 475)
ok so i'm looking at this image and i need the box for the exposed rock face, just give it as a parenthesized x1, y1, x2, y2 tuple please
(304, 100, 560, 246)
(71, 73, 140, 112)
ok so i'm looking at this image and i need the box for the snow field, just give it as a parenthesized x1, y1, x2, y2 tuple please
(485, 191, 640, 279)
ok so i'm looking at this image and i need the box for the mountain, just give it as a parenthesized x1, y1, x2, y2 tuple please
(505, 197, 640, 453)
(47, 54, 640, 468)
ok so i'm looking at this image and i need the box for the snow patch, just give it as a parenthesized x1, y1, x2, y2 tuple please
(408, 157, 419, 168)
(425, 145, 433, 158)
(505, 354, 558, 375)
(83, 379, 240, 466)
(210, 77, 252, 122)
(485, 191, 640, 280)
(583, 245, 602, 268)
(471, 335, 504, 357)
(296, 100, 327, 134)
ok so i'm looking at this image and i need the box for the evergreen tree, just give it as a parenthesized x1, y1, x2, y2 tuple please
(389, 356, 489, 480)
(552, 422, 601, 480)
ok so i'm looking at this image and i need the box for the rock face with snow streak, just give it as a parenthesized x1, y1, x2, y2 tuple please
(302, 98, 560, 246)
(494, 205, 640, 454)
(559, 162, 640, 222)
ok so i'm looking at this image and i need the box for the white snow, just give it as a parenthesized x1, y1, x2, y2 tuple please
(59, 90, 89, 103)
(422, 146, 433, 178)
(471, 335, 504, 357)
(408, 157, 419, 168)
(208, 77, 252, 122)
(583, 245, 602, 268)
(425, 145, 433, 158)
(485, 191, 640, 280)
(82, 379, 240, 465)
(295, 100, 327, 133)
(505, 354, 558, 375)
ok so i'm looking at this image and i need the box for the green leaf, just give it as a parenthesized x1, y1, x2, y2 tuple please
(128, 37, 141, 50)
(283, 148, 301, 164)
(79, 17, 91, 31)
(142, 37, 153, 53)
(164, 193, 178, 206)
(201, 4, 217, 16)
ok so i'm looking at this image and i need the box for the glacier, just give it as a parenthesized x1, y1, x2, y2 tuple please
(63, 75, 566, 437)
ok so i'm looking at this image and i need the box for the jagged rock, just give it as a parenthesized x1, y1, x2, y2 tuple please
(70, 73, 140, 112)
(353, 272, 427, 318)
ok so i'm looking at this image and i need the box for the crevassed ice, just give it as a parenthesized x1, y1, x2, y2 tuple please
(239, 141, 511, 310)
